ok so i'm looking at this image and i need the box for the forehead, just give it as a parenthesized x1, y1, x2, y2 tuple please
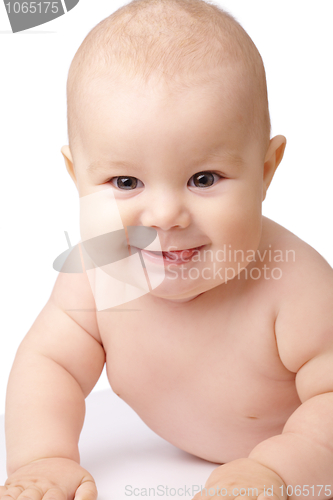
(75, 67, 253, 165)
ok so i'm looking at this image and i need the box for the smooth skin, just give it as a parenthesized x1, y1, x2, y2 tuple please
(1, 69, 333, 500)
(63, 72, 286, 303)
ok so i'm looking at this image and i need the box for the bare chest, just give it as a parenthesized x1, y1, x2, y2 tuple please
(98, 290, 301, 462)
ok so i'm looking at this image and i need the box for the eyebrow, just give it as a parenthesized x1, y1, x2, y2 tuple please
(86, 150, 245, 174)
(87, 159, 137, 173)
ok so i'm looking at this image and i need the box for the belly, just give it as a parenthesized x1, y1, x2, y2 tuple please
(105, 345, 301, 463)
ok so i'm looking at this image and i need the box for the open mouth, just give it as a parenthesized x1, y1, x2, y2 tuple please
(139, 245, 205, 264)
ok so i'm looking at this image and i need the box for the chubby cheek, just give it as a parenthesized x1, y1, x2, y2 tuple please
(112, 197, 141, 231)
(78, 186, 131, 244)
(210, 185, 262, 261)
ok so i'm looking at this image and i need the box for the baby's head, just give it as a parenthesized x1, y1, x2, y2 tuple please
(61, 0, 286, 303)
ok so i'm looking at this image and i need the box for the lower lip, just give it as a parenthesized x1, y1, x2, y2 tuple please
(139, 245, 205, 266)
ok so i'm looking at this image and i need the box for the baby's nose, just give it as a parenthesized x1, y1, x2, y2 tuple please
(141, 193, 190, 231)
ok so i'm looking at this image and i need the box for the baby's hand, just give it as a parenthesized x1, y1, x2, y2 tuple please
(193, 458, 287, 500)
(0, 457, 97, 500)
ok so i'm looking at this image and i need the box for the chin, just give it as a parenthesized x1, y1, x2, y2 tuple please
(148, 276, 214, 303)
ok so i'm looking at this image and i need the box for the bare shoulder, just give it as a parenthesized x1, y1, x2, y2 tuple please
(261, 217, 333, 373)
(50, 267, 102, 345)
(263, 217, 333, 271)
(261, 216, 332, 279)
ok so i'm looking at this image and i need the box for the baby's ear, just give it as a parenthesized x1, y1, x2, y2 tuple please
(262, 135, 286, 201)
(61, 146, 77, 186)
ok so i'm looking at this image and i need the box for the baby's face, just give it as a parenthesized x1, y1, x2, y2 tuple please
(67, 70, 269, 303)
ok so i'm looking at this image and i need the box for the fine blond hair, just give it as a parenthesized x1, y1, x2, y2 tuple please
(66, 0, 271, 158)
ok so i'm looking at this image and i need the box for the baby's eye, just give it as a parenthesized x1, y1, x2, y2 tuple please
(110, 176, 143, 190)
(188, 171, 221, 188)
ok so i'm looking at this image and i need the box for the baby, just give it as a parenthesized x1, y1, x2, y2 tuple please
(2, 1, 333, 500)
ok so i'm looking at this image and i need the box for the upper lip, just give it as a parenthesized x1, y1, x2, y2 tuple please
(137, 245, 205, 252)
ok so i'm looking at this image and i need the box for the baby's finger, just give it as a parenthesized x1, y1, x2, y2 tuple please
(257, 494, 282, 500)
(74, 480, 98, 500)
(16, 486, 45, 500)
(1, 485, 25, 500)
(234, 496, 255, 500)
(41, 488, 66, 500)
(0, 486, 8, 499)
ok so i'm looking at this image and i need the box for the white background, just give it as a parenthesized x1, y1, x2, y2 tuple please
(0, 0, 332, 417)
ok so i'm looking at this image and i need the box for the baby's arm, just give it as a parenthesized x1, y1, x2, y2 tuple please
(247, 254, 333, 500)
(1, 271, 105, 500)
